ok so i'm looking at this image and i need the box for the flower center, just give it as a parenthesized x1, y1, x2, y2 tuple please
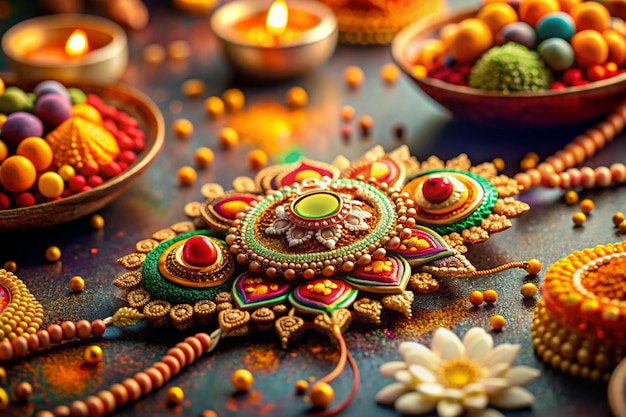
(438, 359, 480, 389)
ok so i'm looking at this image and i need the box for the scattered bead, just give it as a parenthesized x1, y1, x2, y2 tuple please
(564, 190, 579, 205)
(166, 386, 184, 406)
(3, 260, 17, 272)
(90, 214, 105, 230)
(613, 212, 625, 226)
(340, 105, 355, 122)
(358, 115, 374, 136)
(0, 367, 5, 384)
(295, 379, 309, 395)
(483, 289, 498, 304)
(310, 381, 334, 409)
(344, 65, 365, 88)
(143, 44, 166, 64)
(167, 40, 191, 60)
(222, 89, 245, 112)
(172, 118, 194, 139)
(580, 198, 595, 214)
(248, 149, 268, 170)
(14, 381, 33, 402)
(286, 86, 308, 108)
(340, 124, 353, 140)
(620, 220, 626, 234)
(194, 147, 214, 168)
(469, 290, 484, 307)
(525, 259, 542, 275)
(177, 166, 197, 186)
(45, 246, 62, 262)
(572, 211, 587, 226)
(69, 275, 85, 292)
(201, 411, 218, 417)
(231, 369, 254, 392)
(205, 96, 225, 119)
(380, 63, 401, 84)
(218, 127, 239, 149)
(492, 157, 505, 172)
(490, 315, 506, 330)
(84, 345, 104, 364)
(521, 283, 538, 297)
(181, 79, 206, 98)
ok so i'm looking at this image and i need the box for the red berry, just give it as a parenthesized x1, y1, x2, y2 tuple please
(80, 162, 99, 177)
(15, 192, 35, 207)
(87, 175, 104, 187)
(551, 81, 567, 90)
(103, 119, 119, 133)
(133, 137, 145, 152)
(81, 185, 93, 192)
(115, 132, 134, 150)
(586, 65, 606, 82)
(0, 193, 10, 209)
(117, 150, 136, 165)
(69, 175, 87, 193)
(117, 161, 128, 171)
(605, 62, 618, 78)
(563, 68, 584, 86)
(102, 162, 122, 179)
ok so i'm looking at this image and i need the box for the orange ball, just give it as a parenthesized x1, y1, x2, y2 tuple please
(0, 140, 7, 163)
(469, 290, 484, 306)
(483, 289, 498, 304)
(518, 0, 560, 28)
(449, 18, 494, 63)
(477, 2, 519, 35)
(571, 30, 609, 67)
(72, 103, 103, 124)
(416, 39, 447, 68)
(558, 0, 581, 14)
(439, 23, 459, 49)
(16, 137, 53, 172)
(570, 2, 611, 33)
(0, 155, 37, 193)
(603, 29, 626, 66)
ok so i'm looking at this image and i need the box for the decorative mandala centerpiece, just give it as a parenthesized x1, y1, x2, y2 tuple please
(113, 146, 534, 412)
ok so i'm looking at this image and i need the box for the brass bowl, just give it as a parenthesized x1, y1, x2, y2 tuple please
(0, 77, 164, 233)
(391, 8, 626, 127)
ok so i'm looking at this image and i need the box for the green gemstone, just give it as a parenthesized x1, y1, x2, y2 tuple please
(294, 192, 341, 219)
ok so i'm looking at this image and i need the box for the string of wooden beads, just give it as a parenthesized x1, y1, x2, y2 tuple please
(514, 101, 626, 191)
(31, 332, 214, 417)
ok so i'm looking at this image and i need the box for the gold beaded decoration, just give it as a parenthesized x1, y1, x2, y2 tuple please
(532, 242, 626, 381)
(0, 269, 44, 342)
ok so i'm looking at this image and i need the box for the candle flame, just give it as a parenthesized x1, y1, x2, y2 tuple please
(266, 0, 288, 36)
(65, 29, 89, 57)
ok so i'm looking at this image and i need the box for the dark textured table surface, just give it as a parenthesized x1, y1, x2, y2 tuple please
(1, 0, 625, 416)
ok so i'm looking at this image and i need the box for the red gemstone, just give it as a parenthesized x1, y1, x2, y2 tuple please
(422, 176, 453, 204)
(182, 236, 218, 267)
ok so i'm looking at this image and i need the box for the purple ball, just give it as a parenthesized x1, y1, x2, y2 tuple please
(500, 22, 536, 49)
(34, 94, 73, 129)
(1, 112, 44, 147)
(34, 80, 70, 99)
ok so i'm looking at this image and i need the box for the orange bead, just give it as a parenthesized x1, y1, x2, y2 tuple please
(558, 0, 581, 13)
(449, 18, 494, 63)
(603, 29, 626, 66)
(483, 289, 498, 304)
(469, 290, 484, 306)
(177, 166, 197, 186)
(490, 315, 506, 330)
(310, 382, 334, 409)
(571, 30, 609, 67)
(415, 39, 447, 68)
(0, 140, 8, 163)
(0, 155, 37, 193)
(172, 118, 194, 139)
(477, 2, 518, 35)
(194, 147, 214, 169)
(525, 259, 542, 275)
(521, 283, 538, 297)
(572, 211, 587, 226)
(570, 2, 611, 32)
(580, 198, 594, 214)
(247, 149, 268, 170)
(286, 86, 308, 108)
(519, 0, 560, 28)
(344, 66, 365, 88)
(564, 190, 579, 205)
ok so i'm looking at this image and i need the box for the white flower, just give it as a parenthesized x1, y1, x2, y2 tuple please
(376, 327, 540, 417)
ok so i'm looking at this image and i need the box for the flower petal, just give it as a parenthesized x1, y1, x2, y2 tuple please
(463, 383, 485, 395)
(462, 328, 489, 350)
(400, 342, 441, 371)
(417, 383, 445, 397)
(409, 364, 436, 383)
(376, 382, 411, 405)
(432, 328, 465, 361)
(442, 388, 464, 401)
(465, 331, 493, 363)
(479, 377, 509, 394)
(467, 408, 506, 417)
(395, 392, 438, 415)
(380, 361, 408, 379)
(486, 363, 510, 378)
(437, 399, 464, 417)
(488, 386, 536, 409)
(464, 393, 488, 412)
(481, 344, 521, 368)
(394, 369, 413, 385)
(505, 366, 541, 387)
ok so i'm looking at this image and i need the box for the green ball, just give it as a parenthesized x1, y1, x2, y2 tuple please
(68, 88, 87, 105)
(0, 87, 30, 114)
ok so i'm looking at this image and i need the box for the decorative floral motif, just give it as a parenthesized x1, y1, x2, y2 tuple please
(376, 327, 540, 417)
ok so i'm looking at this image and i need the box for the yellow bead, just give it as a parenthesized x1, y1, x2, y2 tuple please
(490, 314, 506, 330)
(412, 64, 427, 78)
(294, 379, 309, 395)
(564, 190, 579, 205)
(84, 345, 103, 364)
(525, 259, 542, 275)
(143, 43, 166, 64)
(344, 65, 364, 88)
(58, 164, 76, 181)
(90, 214, 105, 230)
(166, 386, 185, 406)
(205, 96, 225, 119)
(38, 171, 65, 198)
(380, 63, 400, 85)
(572, 212, 586, 226)
(45, 246, 62, 262)
(231, 369, 254, 392)
(310, 381, 334, 409)
(521, 283, 538, 297)
(194, 147, 215, 169)
(69, 276, 85, 292)
(580, 198, 594, 214)
(0, 387, 8, 409)
(0, 367, 6, 384)
(222, 89, 245, 112)
(172, 118, 194, 139)
(181, 78, 206, 98)
(167, 40, 191, 60)
(177, 166, 197, 186)
(218, 127, 239, 149)
(483, 289, 498, 304)
(248, 149, 268, 171)
(0, 140, 6, 163)
(2, 261, 17, 272)
(469, 290, 483, 306)
(286, 86, 308, 108)
(613, 212, 625, 227)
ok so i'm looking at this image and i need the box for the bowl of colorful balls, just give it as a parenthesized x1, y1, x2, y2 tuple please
(0, 76, 164, 232)
(391, 0, 626, 127)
